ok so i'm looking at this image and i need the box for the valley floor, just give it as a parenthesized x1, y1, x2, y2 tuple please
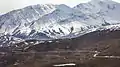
(0, 50, 120, 67)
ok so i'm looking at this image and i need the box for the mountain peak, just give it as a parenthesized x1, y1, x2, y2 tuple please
(56, 4, 74, 13)
(90, 0, 113, 3)
(91, 0, 112, 1)
(57, 4, 71, 9)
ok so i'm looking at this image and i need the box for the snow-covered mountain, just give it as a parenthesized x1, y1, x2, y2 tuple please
(0, 0, 120, 47)
(74, 0, 120, 25)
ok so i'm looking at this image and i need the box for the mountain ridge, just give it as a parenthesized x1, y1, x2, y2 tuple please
(0, 0, 120, 47)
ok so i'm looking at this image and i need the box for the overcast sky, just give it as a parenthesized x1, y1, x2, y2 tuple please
(0, 0, 120, 14)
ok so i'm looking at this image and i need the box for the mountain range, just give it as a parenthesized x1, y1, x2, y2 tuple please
(0, 0, 120, 47)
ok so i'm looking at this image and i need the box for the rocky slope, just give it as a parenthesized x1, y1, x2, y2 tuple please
(0, 0, 120, 47)
(0, 23, 120, 67)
